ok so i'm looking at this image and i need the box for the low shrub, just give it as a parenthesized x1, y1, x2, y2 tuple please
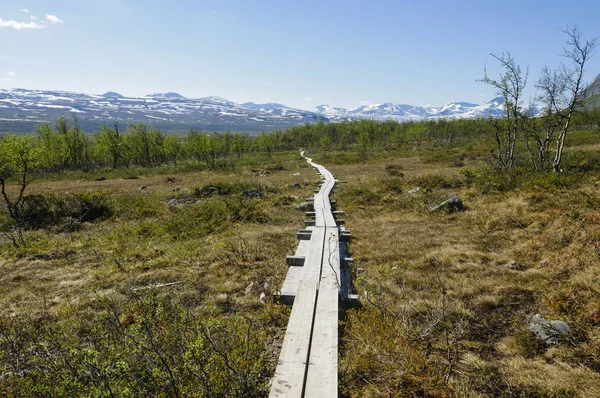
(408, 173, 464, 191)
(342, 186, 383, 206)
(4, 192, 113, 231)
(379, 177, 404, 195)
(385, 164, 405, 177)
(194, 181, 270, 198)
(0, 292, 280, 397)
(165, 198, 268, 240)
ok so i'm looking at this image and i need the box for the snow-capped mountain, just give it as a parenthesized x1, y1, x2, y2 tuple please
(314, 97, 517, 122)
(0, 89, 326, 133)
(146, 92, 187, 100)
(0, 88, 543, 134)
(242, 102, 289, 110)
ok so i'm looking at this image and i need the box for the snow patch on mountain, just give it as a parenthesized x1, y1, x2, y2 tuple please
(146, 92, 186, 100)
(314, 96, 543, 122)
(242, 102, 289, 110)
(0, 88, 546, 134)
(0, 88, 325, 133)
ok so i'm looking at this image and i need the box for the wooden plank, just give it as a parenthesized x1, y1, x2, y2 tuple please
(305, 226, 339, 396)
(294, 239, 310, 257)
(270, 227, 325, 398)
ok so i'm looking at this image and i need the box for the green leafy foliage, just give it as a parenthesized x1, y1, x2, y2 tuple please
(0, 292, 280, 397)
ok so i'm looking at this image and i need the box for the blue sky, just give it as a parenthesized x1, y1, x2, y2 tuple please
(1, 0, 599, 110)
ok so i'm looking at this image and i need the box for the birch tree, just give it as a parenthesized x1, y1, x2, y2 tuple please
(535, 25, 597, 172)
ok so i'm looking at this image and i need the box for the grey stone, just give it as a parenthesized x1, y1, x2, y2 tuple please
(245, 282, 254, 295)
(407, 187, 421, 195)
(357, 267, 365, 276)
(294, 202, 313, 211)
(167, 198, 197, 206)
(293, 172, 301, 176)
(504, 260, 524, 270)
(139, 185, 148, 190)
(242, 190, 265, 199)
(259, 292, 267, 303)
(429, 196, 464, 213)
(528, 314, 571, 344)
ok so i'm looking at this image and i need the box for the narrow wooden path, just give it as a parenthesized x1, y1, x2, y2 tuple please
(270, 152, 356, 398)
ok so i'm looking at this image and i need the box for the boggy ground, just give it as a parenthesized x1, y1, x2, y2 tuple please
(318, 148, 600, 397)
(0, 153, 317, 396)
(1, 144, 600, 397)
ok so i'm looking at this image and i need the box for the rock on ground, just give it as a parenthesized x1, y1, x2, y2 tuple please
(294, 202, 314, 211)
(528, 314, 571, 344)
(429, 196, 464, 213)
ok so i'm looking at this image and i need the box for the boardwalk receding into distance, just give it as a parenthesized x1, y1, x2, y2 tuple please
(270, 152, 356, 398)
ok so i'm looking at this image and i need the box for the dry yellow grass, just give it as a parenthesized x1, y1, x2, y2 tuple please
(328, 151, 600, 396)
(2, 148, 600, 396)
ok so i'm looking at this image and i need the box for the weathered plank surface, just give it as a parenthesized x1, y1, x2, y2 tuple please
(270, 227, 325, 397)
(271, 152, 356, 398)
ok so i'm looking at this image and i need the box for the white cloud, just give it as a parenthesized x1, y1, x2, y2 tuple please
(0, 17, 46, 29)
(2, 71, 15, 81)
(21, 8, 30, 13)
(45, 14, 63, 24)
(30, 16, 37, 20)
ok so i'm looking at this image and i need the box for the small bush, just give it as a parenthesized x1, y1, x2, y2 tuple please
(194, 182, 269, 198)
(0, 293, 278, 397)
(343, 186, 382, 206)
(464, 168, 522, 193)
(272, 195, 296, 206)
(165, 198, 268, 240)
(113, 194, 166, 219)
(408, 173, 463, 190)
(7, 192, 113, 230)
(379, 177, 403, 195)
(385, 164, 405, 177)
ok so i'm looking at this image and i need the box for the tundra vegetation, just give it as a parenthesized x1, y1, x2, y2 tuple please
(1, 106, 600, 396)
(2, 33, 600, 398)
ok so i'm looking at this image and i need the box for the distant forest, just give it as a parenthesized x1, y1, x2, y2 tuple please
(1, 108, 599, 174)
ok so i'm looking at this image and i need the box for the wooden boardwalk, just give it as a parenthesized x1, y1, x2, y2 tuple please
(270, 152, 356, 398)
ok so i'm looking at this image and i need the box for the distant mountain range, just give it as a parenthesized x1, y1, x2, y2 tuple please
(0, 88, 542, 134)
(314, 97, 521, 122)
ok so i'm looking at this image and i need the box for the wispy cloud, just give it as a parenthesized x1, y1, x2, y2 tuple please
(1, 71, 16, 81)
(30, 16, 37, 20)
(0, 17, 46, 29)
(21, 8, 30, 13)
(45, 14, 63, 24)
